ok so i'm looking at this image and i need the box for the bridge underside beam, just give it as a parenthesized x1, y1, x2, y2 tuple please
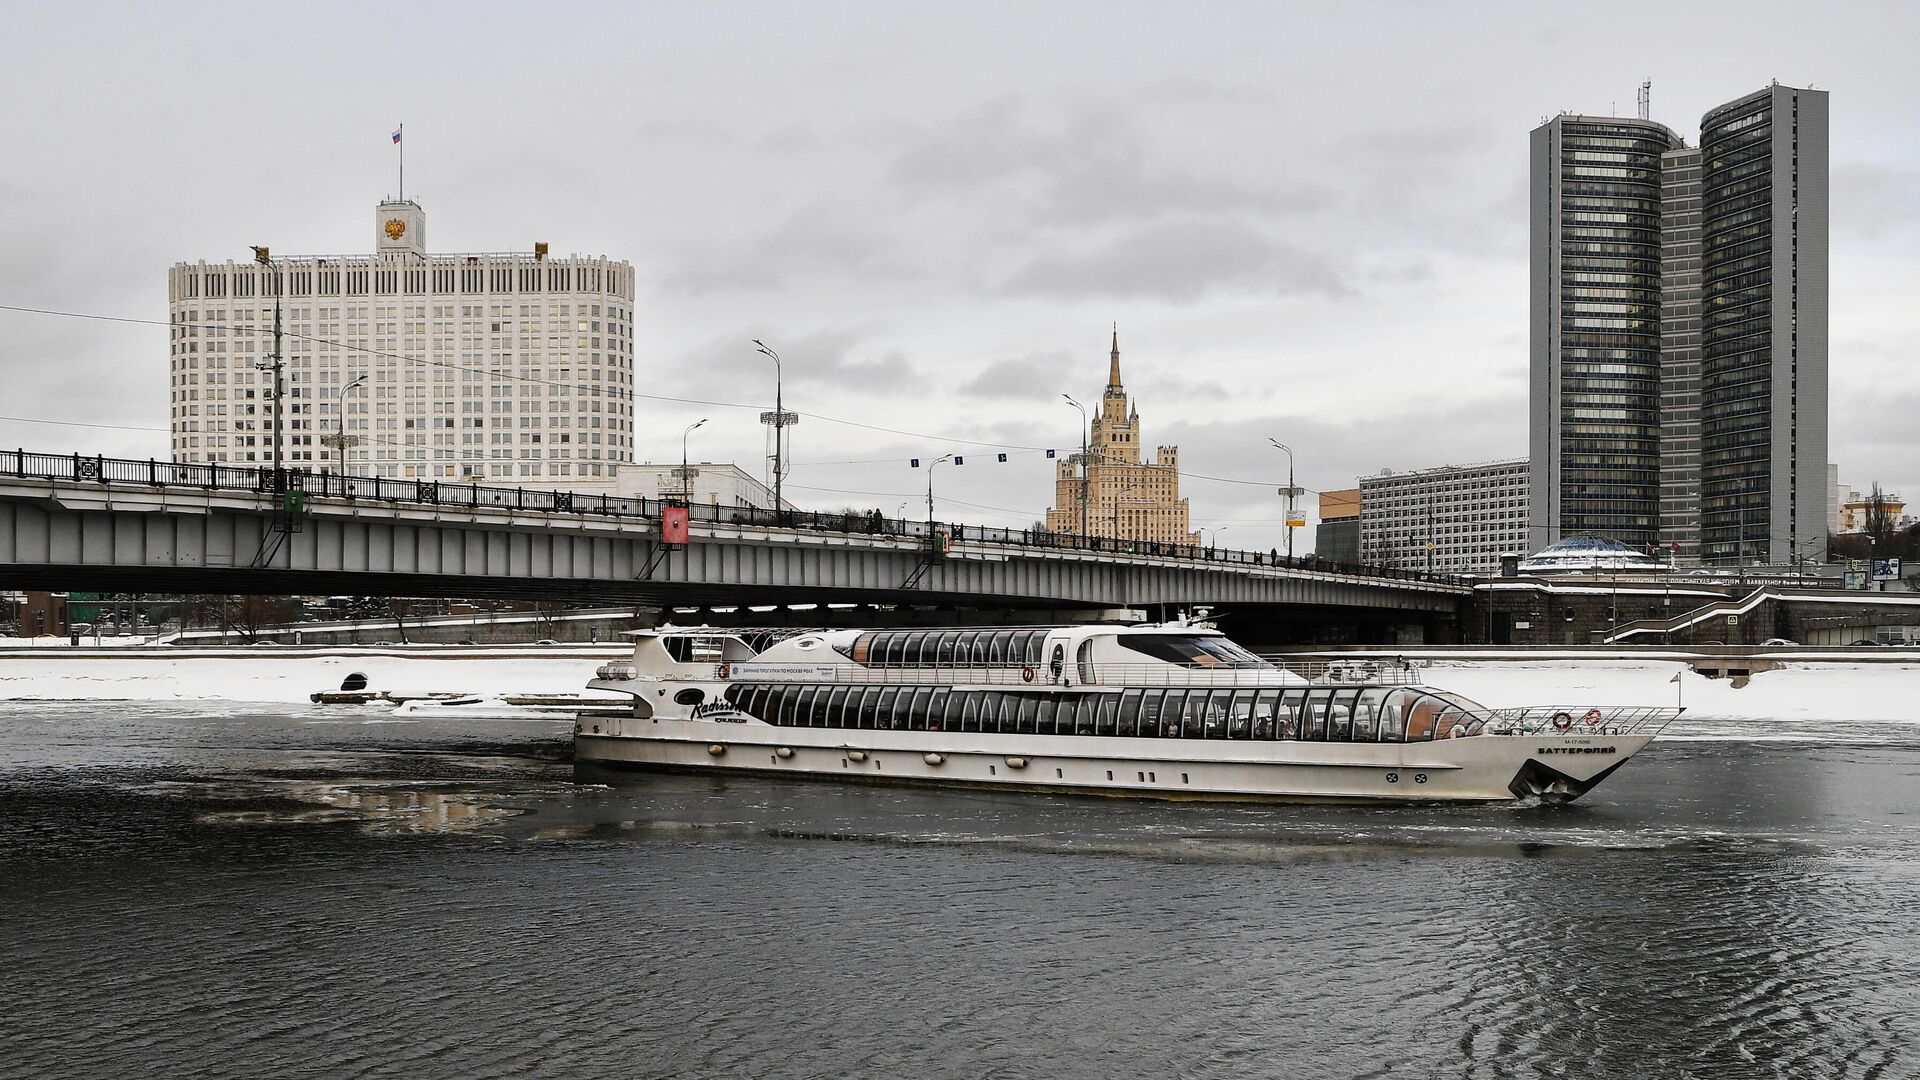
(0, 499, 1464, 614)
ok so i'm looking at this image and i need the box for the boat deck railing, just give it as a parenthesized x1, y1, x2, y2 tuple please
(645, 658, 1439, 690)
(1484, 705, 1684, 737)
(1269, 659, 1426, 686)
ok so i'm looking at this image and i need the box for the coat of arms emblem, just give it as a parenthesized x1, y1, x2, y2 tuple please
(384, 218, 406, 240)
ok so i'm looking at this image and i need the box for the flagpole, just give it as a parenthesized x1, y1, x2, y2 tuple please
(398, 123, 404, 201)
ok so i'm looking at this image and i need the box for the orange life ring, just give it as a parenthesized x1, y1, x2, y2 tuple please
(1550, 711, 1574, 732)
(1021, 666, 1036, 683)
(1583, 708, 1605, 727)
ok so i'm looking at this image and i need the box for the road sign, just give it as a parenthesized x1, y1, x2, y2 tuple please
(1873, 558, 1902, 582)
(1726, 614, 1739, 626)
(1286, 518, 1307, 528)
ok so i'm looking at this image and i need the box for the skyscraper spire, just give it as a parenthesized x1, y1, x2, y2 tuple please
(1108, 323, 1122, 388)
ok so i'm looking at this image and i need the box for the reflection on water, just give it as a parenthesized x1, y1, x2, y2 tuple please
(2, 700, 1918, 1079)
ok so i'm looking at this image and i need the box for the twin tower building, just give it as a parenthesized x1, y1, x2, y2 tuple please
(1530, 83, 1828, 567)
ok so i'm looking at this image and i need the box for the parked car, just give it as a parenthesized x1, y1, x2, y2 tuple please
(1760, 638, 1797, 646)
(1851, 639, 1880, 647)
(534, 639, 561, 645)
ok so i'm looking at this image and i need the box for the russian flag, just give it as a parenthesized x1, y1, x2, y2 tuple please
(392, 128, 402, 144)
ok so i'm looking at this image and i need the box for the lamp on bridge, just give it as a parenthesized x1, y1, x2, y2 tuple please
(1268, 438, 1304, 564)
(322, 375, 368, 475)
(1062, 394, 1090, 539)
(679, 418, 708, 505)
(752, 340, 797, 514)
(252, 245, 286, 492)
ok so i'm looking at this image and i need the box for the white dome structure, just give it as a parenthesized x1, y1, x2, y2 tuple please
(1517, 536, 1666, 575)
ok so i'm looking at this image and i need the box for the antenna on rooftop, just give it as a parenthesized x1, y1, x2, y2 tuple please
(1638, 79, 1651, 120)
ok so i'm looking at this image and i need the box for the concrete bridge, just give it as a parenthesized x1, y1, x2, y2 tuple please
(0, 451, 1469, 614)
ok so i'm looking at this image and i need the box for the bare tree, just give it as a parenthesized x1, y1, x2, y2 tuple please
(1866, 483, 1897, 554)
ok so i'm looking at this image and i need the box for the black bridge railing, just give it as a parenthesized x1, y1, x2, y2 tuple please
(1, 449, 1469, 589)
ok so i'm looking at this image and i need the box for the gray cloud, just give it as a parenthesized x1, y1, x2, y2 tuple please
(957, 352, 1075, 399)
(994, 221, 1352, 302)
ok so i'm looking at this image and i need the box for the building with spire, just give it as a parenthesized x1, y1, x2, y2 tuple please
(1045, 329, 1198, 546)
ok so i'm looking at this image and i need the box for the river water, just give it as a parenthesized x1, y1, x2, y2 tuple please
(3, 700, 1918, 1079)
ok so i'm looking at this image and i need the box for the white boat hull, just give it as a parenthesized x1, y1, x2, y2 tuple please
(572, 715, 1650, 804)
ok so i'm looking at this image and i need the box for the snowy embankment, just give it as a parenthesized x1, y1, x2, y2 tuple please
(0, 650, 1915, 727)
(0, 648, 623, 704)
(1427, 660, 1920, 726)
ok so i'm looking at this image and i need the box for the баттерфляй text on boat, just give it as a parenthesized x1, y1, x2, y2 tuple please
(575, 622, 1679, 804)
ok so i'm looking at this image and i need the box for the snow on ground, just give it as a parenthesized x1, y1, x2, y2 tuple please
(0, 650, 1915, 727)
(0, 652, 609, 704)
(1427, 660, 1920, 725)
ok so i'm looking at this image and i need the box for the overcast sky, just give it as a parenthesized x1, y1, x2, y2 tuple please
(3, 1, 1915, 553)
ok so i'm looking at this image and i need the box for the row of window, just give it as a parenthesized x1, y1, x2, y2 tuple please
(720, 684, 1486, 743)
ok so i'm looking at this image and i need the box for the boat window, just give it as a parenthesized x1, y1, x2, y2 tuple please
(933, 631, 960, 666)
(1150, 690, 1181, 738)
(1277, 688, 1306, 740)
(955, 692, 979, 733)
(1435, 705, 1470, 740)
(1377, 689, 1408, 742)
(1330, 687, 1362, 741)
(773, 685, 800, 727)
(1034, 696, 1058, 735)
(896, 687, 925, 730)
(1015, 630, 1043, 666)
(925, 689, 950, 731)
(983, 633, 1004, 666)
(1352, 687, 1389, 742)
(1009, 693, 1035, 734)
(848, 635, 873, 664)
(823, 686, 851, 727)
(1095, 693, 1120, 736)
(801, 685, 828, 727)
(1049, 644, 1066, 683)
(867, 687, 894, 730)
(675, 688, 706, 707)
(1405, 692, 1445, 742)
(1115, 634, 1272, 669)
(1118, 689, 1145, 737)
(1226, 691, 1255, 739)
(963, 633, 989, 666)
(1076, 639, 1097, 684)
(1064, 696, 1093, 735)
(901, 632, 930, 665)
(1205, 690, 1230, 738)
(1300, 689, 1331, 740)
(1251, 689, 1281, 739)
(1183, 691, 1211, 739)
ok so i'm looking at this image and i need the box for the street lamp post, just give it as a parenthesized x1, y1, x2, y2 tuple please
(1062, 394, 1090, 541)
(326, 374, 367, 475)
(752, 340, 797, 514)
(1268, 438, 1299, 563)
(251, 246, 285, 492)
(926, 453, 955, 524)
(680, 418, 708, 504)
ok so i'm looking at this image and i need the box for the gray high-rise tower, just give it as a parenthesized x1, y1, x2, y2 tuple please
(1529, 84, 1828, 567)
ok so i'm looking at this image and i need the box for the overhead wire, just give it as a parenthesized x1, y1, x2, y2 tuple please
(0, 299, 1326, 502)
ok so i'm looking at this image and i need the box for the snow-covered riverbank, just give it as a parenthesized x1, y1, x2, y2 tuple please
(0, 650, 620, 704)
(1, 650, 1916, 726)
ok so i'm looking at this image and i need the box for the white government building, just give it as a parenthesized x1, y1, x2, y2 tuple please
(167, 198, 636, 483)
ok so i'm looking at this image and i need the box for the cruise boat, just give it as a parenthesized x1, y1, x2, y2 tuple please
(576, 623, 1680, 804)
